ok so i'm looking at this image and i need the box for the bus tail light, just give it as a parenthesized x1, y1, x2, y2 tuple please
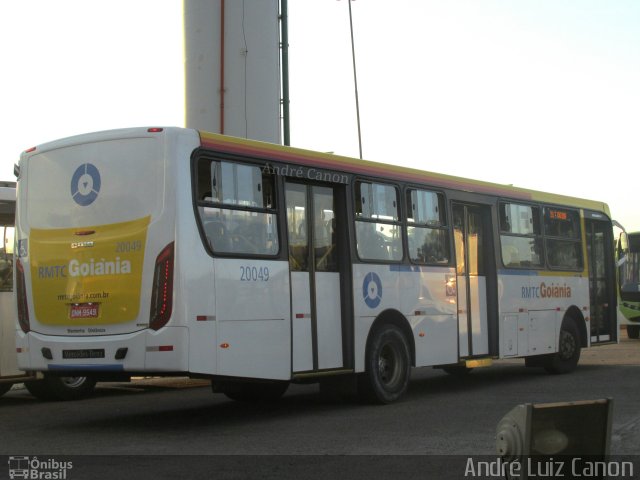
(16, 259, 30, 333)
(150, 242, 174, 331)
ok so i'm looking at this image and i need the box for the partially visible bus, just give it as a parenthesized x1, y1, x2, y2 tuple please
(618, 231, 640, 339)
(0, 181, 96, 400)
(14, 128, 618, 404)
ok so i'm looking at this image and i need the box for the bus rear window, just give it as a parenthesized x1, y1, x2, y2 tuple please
(26, 138, 163, 228)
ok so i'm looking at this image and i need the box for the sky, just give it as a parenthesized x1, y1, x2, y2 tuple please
(1, 0, 639, 231)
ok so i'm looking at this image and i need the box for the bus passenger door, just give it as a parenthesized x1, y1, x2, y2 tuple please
(585, 217, 617, 343)
(285, 182, 349, 373)
(453, 204, 491, 358)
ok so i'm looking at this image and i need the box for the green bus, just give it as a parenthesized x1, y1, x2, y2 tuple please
(618, 231, 640, 338)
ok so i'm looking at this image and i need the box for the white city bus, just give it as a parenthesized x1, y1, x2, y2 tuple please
(14, 127, 618, 403)
(0, 182, 95, 400)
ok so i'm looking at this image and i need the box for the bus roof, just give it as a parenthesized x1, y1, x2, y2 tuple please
(17, 126, 610, 216)
(199, 131, 611, 216)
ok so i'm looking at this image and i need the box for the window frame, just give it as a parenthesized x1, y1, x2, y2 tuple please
(498, 200, 584, 272)
(498, 201, 544, 270)
(404, 186, 451, 266)
(193, 154, 281, 259)
(353, 178, 404, 263)
(542, 205, 583, 271)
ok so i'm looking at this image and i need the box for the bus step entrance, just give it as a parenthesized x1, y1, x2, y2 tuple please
(464, 358, 492, 369)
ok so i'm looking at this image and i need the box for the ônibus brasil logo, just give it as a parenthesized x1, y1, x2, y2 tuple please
(8, 456, 73, 479)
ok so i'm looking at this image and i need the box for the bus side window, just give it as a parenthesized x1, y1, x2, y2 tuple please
(205, 220, 230, 252)
(405, 189, 449, 265)
(0, 226, 14, 292)
(355, 181, 402, 262)
(356, 223, 388, 260)
(499, 202, 542, 268)
(196, 158, 279, 256)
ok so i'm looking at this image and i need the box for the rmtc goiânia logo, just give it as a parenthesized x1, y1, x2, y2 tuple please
(8, 456, 72, 479)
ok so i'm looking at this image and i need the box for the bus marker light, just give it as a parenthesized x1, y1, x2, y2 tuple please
(147, 127, 164, 133)
(220, 343, 230, 349)
(419, 332, 425, 337)
(150, 242, 175, 330)
(16, 259, 30, 333)
(24, 146, 36, 153)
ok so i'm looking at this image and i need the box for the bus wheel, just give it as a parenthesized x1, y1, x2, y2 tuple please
(215, 381, 289, 402)
(0, 383, 12, 397)
(25, 375, 97, 401)
(358, 324, 411, 404)
(627, 325, 640, 339)
(544, 320, 581, 374)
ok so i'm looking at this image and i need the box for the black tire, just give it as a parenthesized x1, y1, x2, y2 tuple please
(627, 325, 640, 339)
(0, 382, 13, 397)
(25, 375, 97, 401)
(358, 324, 411, 404)
(214, 380, 289, 402)
(544, 320, 581, 374)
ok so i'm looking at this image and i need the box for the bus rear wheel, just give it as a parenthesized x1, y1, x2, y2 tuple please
(358, 324, 411, 404)
(25, 374, 96, 401)
(544, 320, 581, 374)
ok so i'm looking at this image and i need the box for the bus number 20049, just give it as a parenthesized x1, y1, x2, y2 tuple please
(240, 266, 270, 282)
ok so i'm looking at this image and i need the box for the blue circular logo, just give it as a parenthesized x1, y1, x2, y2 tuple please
(363, 272, 383, 309)
(71, 163, 101, 206)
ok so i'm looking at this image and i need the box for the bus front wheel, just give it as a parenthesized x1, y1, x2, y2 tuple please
(358, 324, 411, 404)
(544, 320, 581, 374)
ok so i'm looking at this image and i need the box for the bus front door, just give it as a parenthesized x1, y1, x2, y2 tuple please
(453, 204, 492, 358)
(586, 217, 617, 343)
(285, 182, 349, 373)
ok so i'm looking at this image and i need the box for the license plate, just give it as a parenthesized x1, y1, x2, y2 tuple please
(62, 349, 105, 359)
(70, 303, 99, 319)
